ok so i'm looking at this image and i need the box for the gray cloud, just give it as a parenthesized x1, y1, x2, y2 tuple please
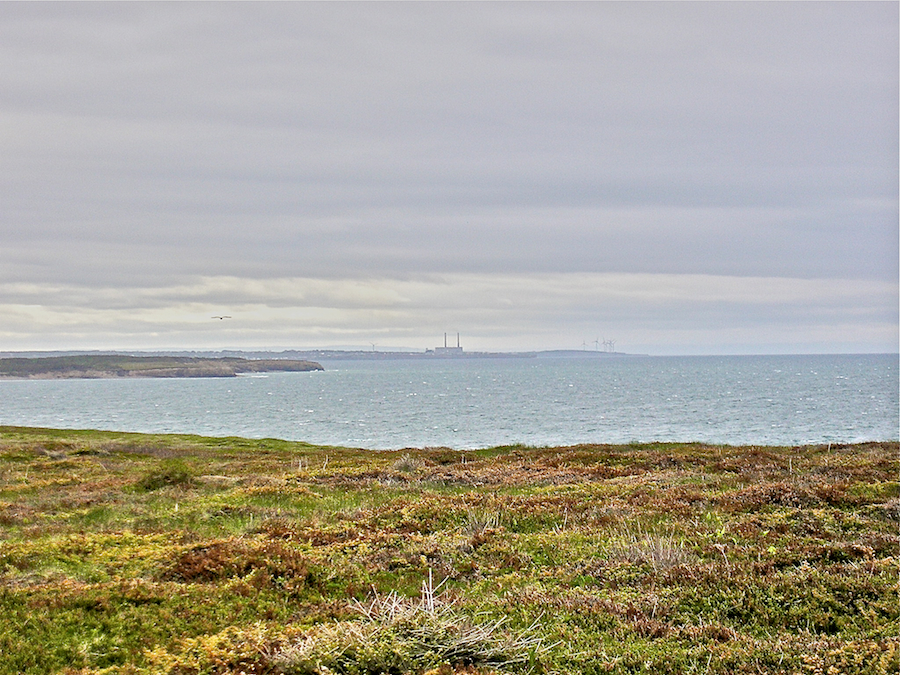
(0, 2, 896, 352)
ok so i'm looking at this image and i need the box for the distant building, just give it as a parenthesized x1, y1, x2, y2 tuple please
(433, 333, 464, 356)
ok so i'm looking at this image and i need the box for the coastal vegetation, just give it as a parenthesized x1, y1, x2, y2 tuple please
(0, 427, 896, 674)
(0, 355, 323, 379)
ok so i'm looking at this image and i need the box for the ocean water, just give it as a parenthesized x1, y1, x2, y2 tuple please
(0, 354, 896, 449)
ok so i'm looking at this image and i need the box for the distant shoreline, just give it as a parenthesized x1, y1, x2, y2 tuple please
(0, 355, 324, 380)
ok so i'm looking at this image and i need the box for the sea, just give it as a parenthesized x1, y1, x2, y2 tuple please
(0, 354, 896, 450)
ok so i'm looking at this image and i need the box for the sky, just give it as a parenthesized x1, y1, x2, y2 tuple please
(1, 2, 897, 355)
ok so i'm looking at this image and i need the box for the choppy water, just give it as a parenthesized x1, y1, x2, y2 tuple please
(0, 354, 896, 449)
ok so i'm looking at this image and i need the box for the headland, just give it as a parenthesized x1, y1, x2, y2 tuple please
(0, 354, 323, 379)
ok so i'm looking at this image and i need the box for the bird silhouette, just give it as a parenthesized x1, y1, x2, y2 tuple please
(212, 316, 232, 320)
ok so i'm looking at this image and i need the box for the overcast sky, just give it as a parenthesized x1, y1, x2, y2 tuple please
(1, 2, 896, 354)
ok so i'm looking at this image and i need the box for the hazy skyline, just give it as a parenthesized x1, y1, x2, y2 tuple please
(1, 2, 897, 355)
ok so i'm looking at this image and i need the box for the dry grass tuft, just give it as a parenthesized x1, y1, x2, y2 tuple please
(391, 453, 426, 474)
(604, 524, 693, 572)
(272, 574, 549, 674)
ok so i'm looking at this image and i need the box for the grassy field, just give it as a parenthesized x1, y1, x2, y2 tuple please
(0, 426, 896, 674)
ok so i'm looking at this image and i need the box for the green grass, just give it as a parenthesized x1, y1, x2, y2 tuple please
(0, 426, 897, 674)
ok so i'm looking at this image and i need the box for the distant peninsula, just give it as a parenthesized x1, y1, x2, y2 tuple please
(0, 355, 324, 379)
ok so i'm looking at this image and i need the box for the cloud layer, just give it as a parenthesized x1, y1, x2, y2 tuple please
(1, 3, 896, 353)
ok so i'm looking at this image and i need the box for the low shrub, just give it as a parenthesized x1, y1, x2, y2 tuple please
(135, 459, 195, 492)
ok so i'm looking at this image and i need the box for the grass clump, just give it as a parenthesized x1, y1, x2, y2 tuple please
(274, 583, 547, 674)
(604, 524, 693, 572)
(392, 453, 426, 474)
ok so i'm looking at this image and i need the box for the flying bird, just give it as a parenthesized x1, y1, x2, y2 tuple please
(212, 316, 232, 320)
